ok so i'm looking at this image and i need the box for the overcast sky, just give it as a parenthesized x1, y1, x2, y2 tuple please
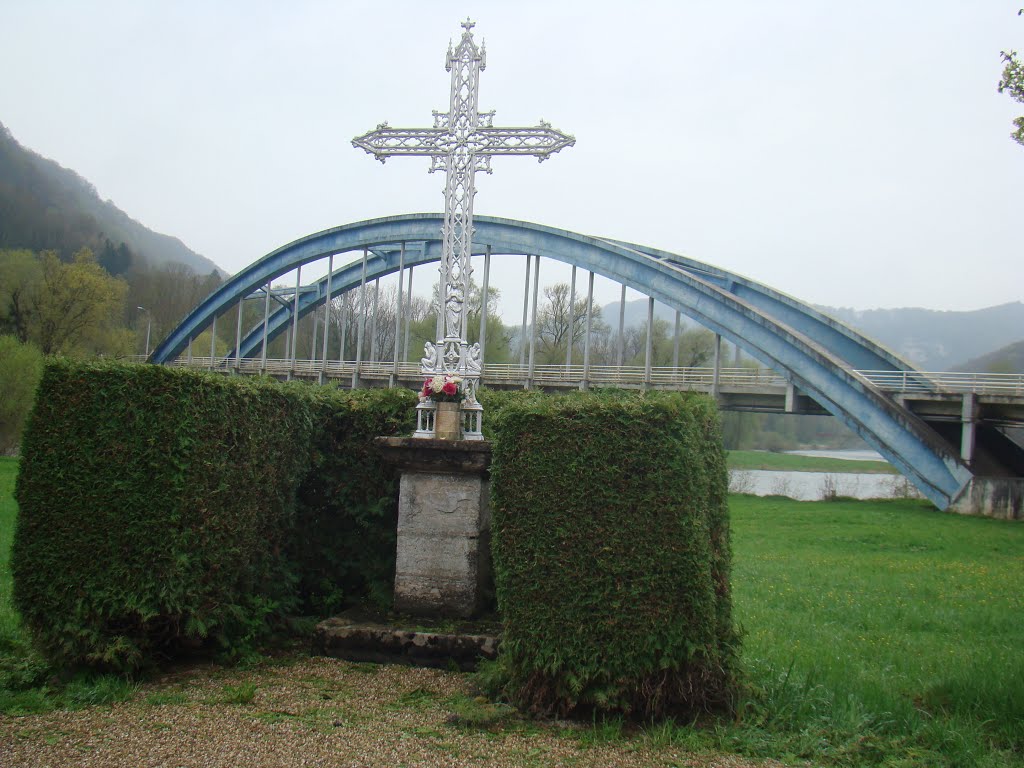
(2, 0, 1022, 315)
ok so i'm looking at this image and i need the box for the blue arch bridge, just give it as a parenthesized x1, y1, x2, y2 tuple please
(150, 214, 1024, 517)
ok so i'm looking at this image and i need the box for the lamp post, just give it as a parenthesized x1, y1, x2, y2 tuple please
(137, 306, 152, 358)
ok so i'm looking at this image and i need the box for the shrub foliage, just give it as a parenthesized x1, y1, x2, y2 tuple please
(0, 335, 44, 455)
(12, 361, 318, 670)
(292, 387, 416, 614)
(11, 361, 412, 672)
(488, 390, 737, 718)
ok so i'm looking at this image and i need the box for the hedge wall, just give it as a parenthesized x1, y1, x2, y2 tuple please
(489, 390, 737, 718)
(292, 387, 416, 614)
(11, 362, 418, 671)
(12, 361, 320, 671)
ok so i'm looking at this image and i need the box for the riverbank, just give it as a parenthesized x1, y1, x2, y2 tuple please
(728, 468, 920, 501)
(727, 449, 896, 474)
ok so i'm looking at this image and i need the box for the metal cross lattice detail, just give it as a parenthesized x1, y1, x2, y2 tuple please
(353, 19, 574, 430)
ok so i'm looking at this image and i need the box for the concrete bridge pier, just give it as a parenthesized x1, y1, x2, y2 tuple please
(951, 476, 1024, 520)
(961, 393, 978, 465)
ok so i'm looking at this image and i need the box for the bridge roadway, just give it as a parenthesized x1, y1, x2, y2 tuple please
(163, 357, 1024, 465)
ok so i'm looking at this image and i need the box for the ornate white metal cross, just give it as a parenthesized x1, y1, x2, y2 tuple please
(353, 19, 574, 435)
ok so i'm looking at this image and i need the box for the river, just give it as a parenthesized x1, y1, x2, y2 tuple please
(728, 449, 921, 501)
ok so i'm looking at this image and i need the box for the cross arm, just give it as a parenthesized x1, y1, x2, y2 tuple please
(473, 122, 575, 160)
(352, 123, 450, 162)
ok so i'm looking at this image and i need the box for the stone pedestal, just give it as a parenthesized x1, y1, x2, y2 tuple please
(376, 437, 492, 618)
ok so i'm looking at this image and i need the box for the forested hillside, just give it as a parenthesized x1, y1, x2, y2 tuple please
(822, 302, 1024, 371)
(953, 339, 1024, 374)
(0, 122, 220, 276)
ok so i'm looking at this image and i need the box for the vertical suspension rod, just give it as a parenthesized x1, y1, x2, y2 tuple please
(478, 245, 491, 370)
(260, 281, 271, 372)
(519, 254, 532, 368)
(527, 254, 540, 388)
(289, 265, 302, 374)
(393, 243, 406, 383)
(566, 265, 577, 369)
(353, 248, 368, 388)
(582, 271, 594, 390)
(320, 253, 334, 384)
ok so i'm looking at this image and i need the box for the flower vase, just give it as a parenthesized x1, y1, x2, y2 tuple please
(434, 401, 462, 441)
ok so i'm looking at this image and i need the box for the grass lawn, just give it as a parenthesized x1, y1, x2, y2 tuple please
(728, 449, 898, 474)
(1, 456, 1021, 766)
(725, 494, 1024, 765)
(0, 457, 22, 651)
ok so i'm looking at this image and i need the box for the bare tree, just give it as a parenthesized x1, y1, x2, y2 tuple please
(618, 317, 716, 368)
(531, 282, 609, 364)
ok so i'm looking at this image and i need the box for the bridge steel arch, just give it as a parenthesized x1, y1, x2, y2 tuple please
(151, 214, 971, 510)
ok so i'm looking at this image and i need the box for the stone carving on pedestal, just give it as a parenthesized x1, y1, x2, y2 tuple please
(376, 438, 492, 618)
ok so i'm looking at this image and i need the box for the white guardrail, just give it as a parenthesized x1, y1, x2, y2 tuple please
(141, 356, 1024, 397)
(854, 370, 1024, 396)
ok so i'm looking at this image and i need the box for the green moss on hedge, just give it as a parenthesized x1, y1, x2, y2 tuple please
(489, 390, 738, 718)
(12, 361, 318, 671)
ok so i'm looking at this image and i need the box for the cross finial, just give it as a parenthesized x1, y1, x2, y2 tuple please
(461, 18, 475, 33)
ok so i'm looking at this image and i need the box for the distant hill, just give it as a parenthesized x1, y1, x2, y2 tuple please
(600, 296, 1024, 372)
(0, 121, 220, 275)
(821, 303, 1024, 371)
(952, 339, 1024, 374)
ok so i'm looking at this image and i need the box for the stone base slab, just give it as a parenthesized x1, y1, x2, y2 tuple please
(311, 613, 500, 671)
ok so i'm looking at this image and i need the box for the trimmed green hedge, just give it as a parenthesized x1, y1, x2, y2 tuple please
(12, 361, 416, 671)
(13, 361, 319, 671)
(292, 387, 416, 614)
(489, 390, 737, 718)
(12, 360, 416, 672)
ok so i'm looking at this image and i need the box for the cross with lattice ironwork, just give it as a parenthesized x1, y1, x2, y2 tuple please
(353, 19, 574, 431)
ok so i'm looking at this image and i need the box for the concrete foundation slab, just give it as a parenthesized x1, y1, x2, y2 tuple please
(950, 476, 1024, 520)
(311, 610, 500, 671)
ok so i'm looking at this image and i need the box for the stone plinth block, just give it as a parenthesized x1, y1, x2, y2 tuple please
(376, 437, 492, 618)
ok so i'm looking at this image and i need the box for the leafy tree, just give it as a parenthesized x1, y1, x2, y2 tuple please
(126, 263, 221, 353)
(466, 284, 514, 363)
(0, 335, 44, 454)
(189, 327, 233, 358)
(617, 316, 716, 368)
(676, 326, 717, 367)
(0, 248, 129, 355)
(0, 249, 42, 342)
(999, 10, 1024, 146)
(31, 248, 128, 355)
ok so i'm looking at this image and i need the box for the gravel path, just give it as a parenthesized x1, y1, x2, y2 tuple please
(0, 657, 788, 768)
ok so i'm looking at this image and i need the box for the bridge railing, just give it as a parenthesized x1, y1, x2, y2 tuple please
(480, 363, 787, 389)
(144, 356, 1024, 396)
(857, 370, 1024, 396)
(160, 357, 789, 390)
